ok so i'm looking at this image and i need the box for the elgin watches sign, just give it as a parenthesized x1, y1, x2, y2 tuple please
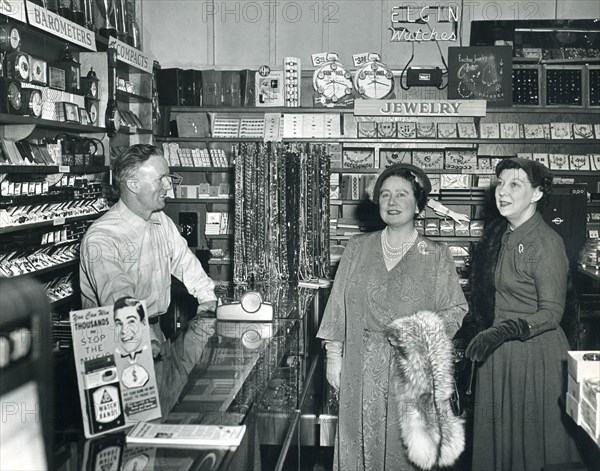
(390, 5, 458, 41)
(354, 99, 486, 117)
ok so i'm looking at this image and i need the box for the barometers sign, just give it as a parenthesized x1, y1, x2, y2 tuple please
(26, 1, 96, 50)
(354, 99, 487, 117)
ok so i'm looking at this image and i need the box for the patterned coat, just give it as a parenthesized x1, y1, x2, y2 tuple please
(317, 231, 467, 470)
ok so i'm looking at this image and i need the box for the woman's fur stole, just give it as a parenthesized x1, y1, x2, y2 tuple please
(387, 311, 465, 470)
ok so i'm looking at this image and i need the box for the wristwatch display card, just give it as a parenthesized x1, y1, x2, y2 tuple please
(550, 122, 573, 140)
(437, 123, 457, 139)
(516, 153, 533, 160)
(211, 115, 240, 138)
(479, 123, 500, 139)
(264, 113, 282, 141)
(323, 114, 341, 138)
(549, 154, 570, 170)
(500, 122, 522, 139)
(282, 113, 302, 138)
(523, 124, 545, 139)
(457, 122, 477, 139)
(569, 155, 590, 171)
(573, 123, 594, 139)
(239, 118, 265, 138)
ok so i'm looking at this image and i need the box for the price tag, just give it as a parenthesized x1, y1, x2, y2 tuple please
(352, 53, 370, 67)
(59, 166, 70, 173)
(312, 52, 339, 67)
(53, 217, 66, 226)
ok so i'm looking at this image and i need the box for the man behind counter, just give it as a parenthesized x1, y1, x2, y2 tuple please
(80, 144, 217, 413)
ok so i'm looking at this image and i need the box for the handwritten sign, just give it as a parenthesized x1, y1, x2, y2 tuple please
(0, 0, 27, 23)
(26, 1, 96, 50)
(448, 46, 513, 107)
(390, 5, 458, 42)
(108, 36, 152, 73)
(354, 99, 486, 117)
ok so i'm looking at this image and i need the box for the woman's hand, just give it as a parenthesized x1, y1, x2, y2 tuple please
(326, 351, 342, 392)
(465, 318, 530, 362)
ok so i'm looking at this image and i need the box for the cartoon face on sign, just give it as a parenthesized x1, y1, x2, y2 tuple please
(113, 297, 146, 358)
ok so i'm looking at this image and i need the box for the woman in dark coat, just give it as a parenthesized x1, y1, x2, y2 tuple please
(466, 158, 580, 471)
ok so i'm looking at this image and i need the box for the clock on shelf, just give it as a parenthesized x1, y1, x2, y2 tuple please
(0, 23, 20, 53)
(22, 88, 43, 118)
(312, 53, 353, 105)
(85, 97, 99, 126)
(353, 53, 394, 99)
(1, 79, 23, 115)
(81, 67, 99, 99)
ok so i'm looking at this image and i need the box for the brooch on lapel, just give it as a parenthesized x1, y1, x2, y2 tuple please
(417, 241, 429, 255)
(518, 243, 524, 254)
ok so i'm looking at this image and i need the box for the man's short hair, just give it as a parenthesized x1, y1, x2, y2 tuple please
(112, 144, 163, 196)
(113, 296, 146, 322)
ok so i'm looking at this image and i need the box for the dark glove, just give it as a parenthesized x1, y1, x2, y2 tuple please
(465, 319, 530, 363)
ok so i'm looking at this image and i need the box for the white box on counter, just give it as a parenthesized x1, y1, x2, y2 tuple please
(579, 396, 599, 439)
(567, 351, 600, 382)
(567, 374, 582, 403)
(582, 377, 600, 411)
(566, 392, 580, 425)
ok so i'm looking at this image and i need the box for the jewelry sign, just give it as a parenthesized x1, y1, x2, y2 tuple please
(390, 5, 458, 42)
(354, 99, 486, 117)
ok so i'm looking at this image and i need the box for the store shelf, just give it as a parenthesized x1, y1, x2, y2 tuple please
(9, 259, 79, 280)
(169, 166, 234, 173)
(119, 126, 153, 135)
(0, 211, 107, 235)
(167, 197, 233, 203)
(205, 234, 233, 239)
(331, 168, 466, 174)
(50, 294, 75, 309)
(578, 265, 600, 282)
(117, 90, 153, 103)
(208, 259, 232, 265)
(330, 234, 481, 242)
(513, 57, 600, 65)
(0, 165, 109, 174)
(0, 114, 106, 133)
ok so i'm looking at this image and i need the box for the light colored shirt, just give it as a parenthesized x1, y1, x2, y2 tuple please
(80, 199, 216, 316)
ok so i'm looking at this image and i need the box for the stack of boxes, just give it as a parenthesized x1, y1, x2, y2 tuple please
(566, 351, 600, 446)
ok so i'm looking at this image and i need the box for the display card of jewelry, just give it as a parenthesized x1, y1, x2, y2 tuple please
(282, 114, 303, 138)
(323, 114, 341, 138)
(342, 149, 375, 169)
(264, 113, 282, 141)
(590, 155, 600, 171)
(479, 122, 500, 139)
(550, 122, 573, 140)
(500, 122, 522, 139)
(524, 124, 545, 140)
(548, 153, 570, 170)
(239, 117, 265, 139)
(357, 121, 377, 138)
(589, 66, 600, 107)
(544, 66, 584, 107)
(457, 122, 478, 139)
(445, 149, 477, 169)
(415, 122, 436, 138)
(477, 157, 494, 172)
(380, 150, 411, 168)
(512, 65, 541, 105)
(532, 153, 549, 166)
(573, 123, 594, 139)
(437, 123, 458, 139)
(302, 114, 326, 138)
(212, 114, 240, 138)
(569, 155, 591, 171)
(377, 121, 397, 138)
(397, 122, 417, 139)
(412, 150, 444, 170)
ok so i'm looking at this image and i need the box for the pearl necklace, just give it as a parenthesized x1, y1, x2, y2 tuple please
(381, 228, 417, 261)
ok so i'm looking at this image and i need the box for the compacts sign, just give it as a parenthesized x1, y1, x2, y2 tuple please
(354, 99, 487, 117)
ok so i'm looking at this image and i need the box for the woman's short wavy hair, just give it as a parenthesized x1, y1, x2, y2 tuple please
(495, 157, 553, 210)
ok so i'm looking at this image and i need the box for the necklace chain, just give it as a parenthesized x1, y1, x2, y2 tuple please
(381, 228, 416, 261)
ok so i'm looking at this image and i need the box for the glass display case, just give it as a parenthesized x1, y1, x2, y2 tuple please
(54, 283, 325, 471)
